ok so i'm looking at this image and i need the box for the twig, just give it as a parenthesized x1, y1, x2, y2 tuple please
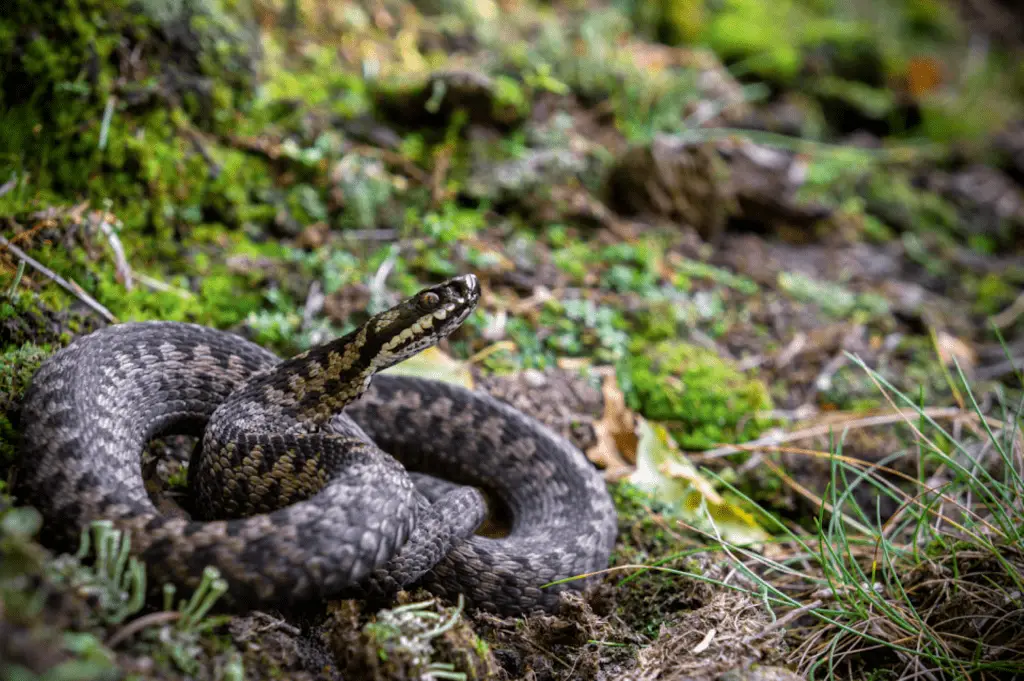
(692, 627, 717, 653)
(991, 291, 1024, 330)
(98, 96, 116, 151)
(812, 351, 850, 393)
(106, 611, 182, 648)
(0, 173, 16, 198)
(370, 248, 399, 302)
(134, 271, 194, 298)
(350, 145, 431, 185)
(0, 235, 117, 322)
(689, 407, 966, 462)
(430, 143, 454, 207)
(340, 228, 399, 241)
(774, 332, 809, 369)
(5, 260, 25, 297)
(185, 128, 223, 178)
(248, 611, 300, 637)
(302, 279, 324, 330)
(95, 214, 133, 290)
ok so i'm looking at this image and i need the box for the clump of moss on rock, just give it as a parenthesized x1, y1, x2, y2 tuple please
(0, 344, 53, 468)
(618, 340, 772, 450)
(0, 0, 260, 151)
(0, 292, 104, 470)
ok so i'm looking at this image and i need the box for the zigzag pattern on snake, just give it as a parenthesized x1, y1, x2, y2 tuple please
(16, 274, 618, 614)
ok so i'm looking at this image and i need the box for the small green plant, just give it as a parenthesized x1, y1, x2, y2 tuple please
(152, 566, 232, 676)
(43, 520, 237, 677)
(334, 154, 398, 230)
(1, 342, 55, 464)
(616, 355, 1024, 679)
(672, 259, 759, 295)
(363, 595, 469, 680)
(539, 299, 631, 363)
(47, 520, 147, 625)
(777, 271, 889, 319)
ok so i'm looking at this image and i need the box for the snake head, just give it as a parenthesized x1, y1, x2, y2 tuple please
(369, 274, 480, 370)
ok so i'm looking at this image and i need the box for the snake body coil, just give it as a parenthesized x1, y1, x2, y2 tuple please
(16, 275, 617, 614)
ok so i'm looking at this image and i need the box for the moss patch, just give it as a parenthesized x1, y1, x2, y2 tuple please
(619, 340, 772, 450)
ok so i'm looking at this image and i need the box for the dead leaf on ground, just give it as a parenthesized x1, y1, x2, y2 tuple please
(629, 420, 771, 547)
(585, 370, 639, 481)
(383, 346, 475, 388)
(934, 330, 977, 372)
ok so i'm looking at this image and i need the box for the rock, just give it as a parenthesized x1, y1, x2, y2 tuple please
(605, 136, 831, 244)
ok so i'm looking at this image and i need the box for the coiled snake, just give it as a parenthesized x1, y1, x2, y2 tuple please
(16, 274, 617, 614)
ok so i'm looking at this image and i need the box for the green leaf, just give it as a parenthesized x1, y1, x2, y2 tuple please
(628, 420, 770, 546)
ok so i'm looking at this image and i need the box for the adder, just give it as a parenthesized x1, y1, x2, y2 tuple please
(16, 274, 618, 614)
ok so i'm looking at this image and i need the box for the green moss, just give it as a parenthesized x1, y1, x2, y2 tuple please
(550, 237, 667, 293)
(661, 0, 706, 44)
(917, 60, 1022, 144)
(611, 481, 687, 561)
(970, 273, 1019, 317)
(702, 0, 873, 85)
(0, 0, 328, 335)
(551, 243, 591, 283)
(798, 148, 877, 204)
(863, 172, 961, 238)
(672, 259, 759, 295)
(491, 75, 530, 124)
(811, 76, 896, 120)
(1, 0, 260, 188)
(0, 343, 53, 466)
(618, 340, 772, 450)
(705, 0, 805, 82)
(260, 43, 370, 118)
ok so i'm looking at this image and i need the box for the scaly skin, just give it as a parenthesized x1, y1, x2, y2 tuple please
(16, 274, 617, 613)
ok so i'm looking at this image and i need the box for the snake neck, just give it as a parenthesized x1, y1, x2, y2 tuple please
(270, 324, 378, 425)
(218, 275, 480, 428)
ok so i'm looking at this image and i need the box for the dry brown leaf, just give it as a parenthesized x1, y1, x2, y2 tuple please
(585, 370, 638, 481)
(935, 330, 977, 372)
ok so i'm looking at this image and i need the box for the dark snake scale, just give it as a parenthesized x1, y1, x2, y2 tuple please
(16, 274, 618, 614)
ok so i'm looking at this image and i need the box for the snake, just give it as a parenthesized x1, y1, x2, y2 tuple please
(15, 274, 618, 614)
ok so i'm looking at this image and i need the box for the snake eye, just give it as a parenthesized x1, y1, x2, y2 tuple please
(420, 291, 440, 306)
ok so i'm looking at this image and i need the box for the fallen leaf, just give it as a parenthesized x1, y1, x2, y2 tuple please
(934, 330, 977, 372)
(383, 346, 475, 389)
(906, 55, 943, 97)
(585, 371, 638, 481)
(629, 420, 770, 547)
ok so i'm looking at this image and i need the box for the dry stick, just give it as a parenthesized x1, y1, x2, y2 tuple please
(133, 271, 194, 298)
(349, 145, 431, 186)
(430, 143, 454, 207)
(95, 215, 133, 290)
(749, 599, 824, 643)
(992, 291, 1024, 329)
(0, 235, 117, 322)
(106, 611, 182, 648)
(689, 407, 966, 462)
(0, 174, 17, 198)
